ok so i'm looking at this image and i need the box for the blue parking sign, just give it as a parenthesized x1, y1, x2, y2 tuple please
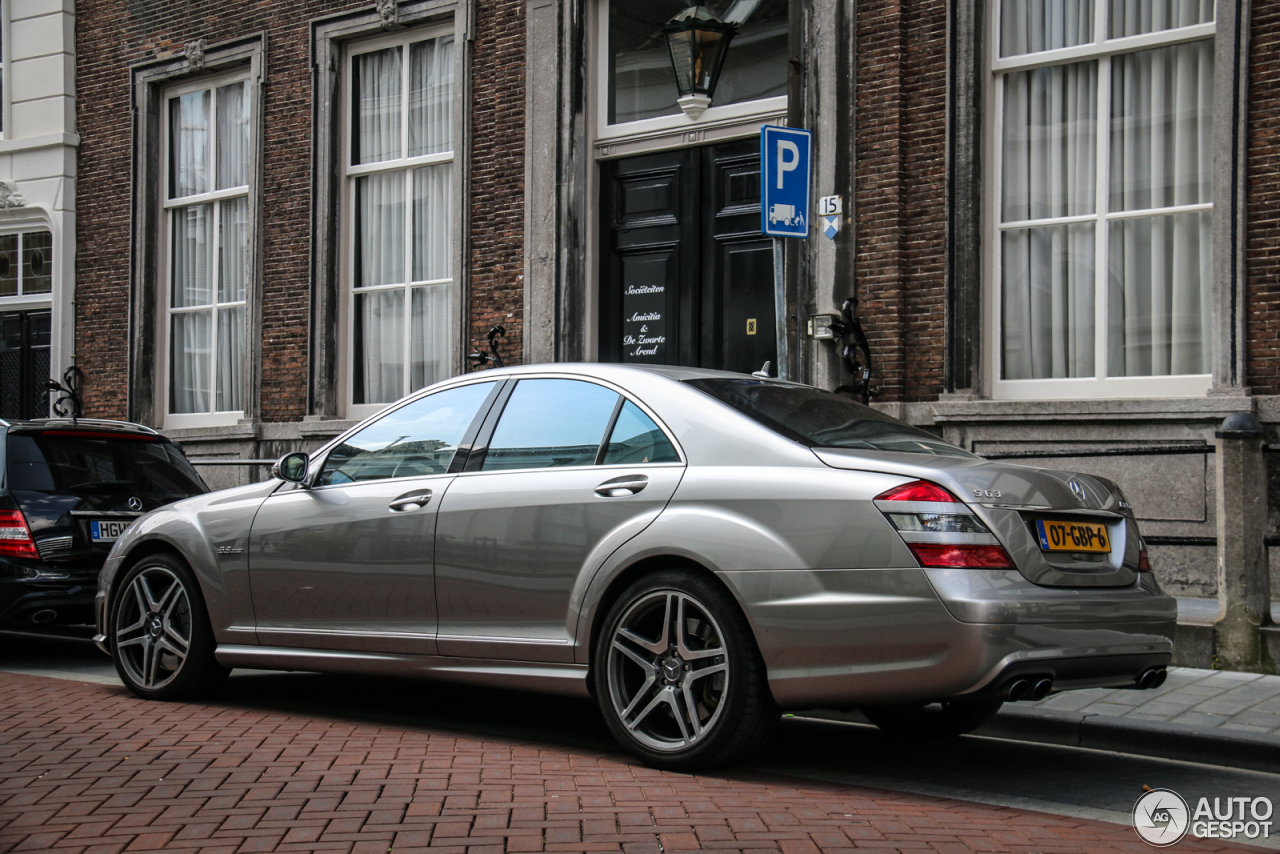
(760, 125, 812, 238)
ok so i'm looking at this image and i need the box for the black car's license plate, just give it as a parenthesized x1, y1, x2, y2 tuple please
(91, 519, 132, 542)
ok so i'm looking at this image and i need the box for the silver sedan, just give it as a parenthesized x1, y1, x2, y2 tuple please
(94, 364, 1176, 769)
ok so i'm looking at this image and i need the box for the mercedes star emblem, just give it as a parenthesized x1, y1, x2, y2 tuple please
(1069, 480, 1087, 503)
(127, 497, 144, 511)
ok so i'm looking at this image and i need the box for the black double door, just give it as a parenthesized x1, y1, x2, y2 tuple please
(0, 310, 50, 420)
(599, 139, 775, 374)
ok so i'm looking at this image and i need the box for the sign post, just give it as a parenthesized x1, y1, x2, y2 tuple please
(760, 125, 812, 381)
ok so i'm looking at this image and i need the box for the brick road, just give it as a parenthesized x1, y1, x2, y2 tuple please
(0, 672, 1265, 854)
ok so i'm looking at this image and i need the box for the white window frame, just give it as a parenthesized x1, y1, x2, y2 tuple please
(0, 226, 53, 306)
(987, 2, 1216, 400)
(340, 23, 459, 422)
(158, 69, 253, 428)
(593, 0, 788, 153)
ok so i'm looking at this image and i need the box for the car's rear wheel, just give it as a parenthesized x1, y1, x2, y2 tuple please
(594, 571, 777, 770)
(860, 698, 1004, 738)
(111, 553, 227, 700)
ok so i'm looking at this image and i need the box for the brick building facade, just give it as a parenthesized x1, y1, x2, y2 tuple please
(65, 0, 1276, 596)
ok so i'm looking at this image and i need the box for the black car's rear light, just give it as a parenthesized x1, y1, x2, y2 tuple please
(0, 510, 39, 559)
(875, 480, 1016, 569)
(1138, 542, 1153, 572)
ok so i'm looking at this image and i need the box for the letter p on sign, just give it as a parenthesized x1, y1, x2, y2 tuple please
(776, 140, 799, 189)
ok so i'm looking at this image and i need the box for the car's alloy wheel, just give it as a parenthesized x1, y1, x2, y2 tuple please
(112, 554, 226, 700)
(595, 572, 777, 770)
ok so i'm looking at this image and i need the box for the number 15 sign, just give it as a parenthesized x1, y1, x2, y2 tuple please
(760, 125, 812, 239)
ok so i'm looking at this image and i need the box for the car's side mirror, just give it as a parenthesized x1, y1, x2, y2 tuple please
(271, 452, 310, 485)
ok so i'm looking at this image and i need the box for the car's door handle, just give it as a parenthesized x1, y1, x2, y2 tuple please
(388, 489, 433, 511)
(595, 475, 648, 497)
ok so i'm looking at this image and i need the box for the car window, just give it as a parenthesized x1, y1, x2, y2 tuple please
(685, 378, 976, 458)
(317, 381, 497, 486)
(483, 379, 620, 471)
(6, 433, 208, 496)
(601, 401, 679, 465)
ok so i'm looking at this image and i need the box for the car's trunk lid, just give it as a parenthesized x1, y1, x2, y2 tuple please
(814, 447, 1140, 588)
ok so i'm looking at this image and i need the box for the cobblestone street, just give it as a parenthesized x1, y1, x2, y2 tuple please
(0, 671, 1272, 854)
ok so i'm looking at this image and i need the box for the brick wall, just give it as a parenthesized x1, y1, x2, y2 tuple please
(853, 0, 948, 404)
(1249, 0, 1280, 395)
(75, 0, 525, 421)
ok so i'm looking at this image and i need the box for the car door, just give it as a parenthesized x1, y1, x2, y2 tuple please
(248, 380, 501, 654)
(434, 377, 686, 662)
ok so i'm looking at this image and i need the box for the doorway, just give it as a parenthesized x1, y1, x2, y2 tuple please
(0, 310, 51, 420)
(599, 138, 775, 374)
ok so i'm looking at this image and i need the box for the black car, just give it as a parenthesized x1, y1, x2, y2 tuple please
(1, 418, 208, 628)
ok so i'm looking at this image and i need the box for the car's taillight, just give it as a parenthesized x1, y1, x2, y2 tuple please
(874, 480, 1015, 569)
(1138, 544, 1152, 572)
(0, 510, 39, 559)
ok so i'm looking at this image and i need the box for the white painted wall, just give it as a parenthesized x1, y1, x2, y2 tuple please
(0, 0, 76, 410)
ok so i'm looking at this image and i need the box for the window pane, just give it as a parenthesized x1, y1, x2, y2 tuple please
(171, 310, 211, 413)
(21, 232, 52, 295)
(1110, 41, 1213, 211)
(169, 90, 210, 198)
(1001, 0, 1093, 57)
(0, 235, 17, 297)
(353, 46, 402, 165)
(1109, 0, 1213, 38)
(1001, 223, 1095, 379)
(607, 0, 790, 125)
(1002, 61, 1097, 221)
(217, 304, 244, 411)
(216, 81, 251, 190)
(355, 172, 406, 288)
(602, 401, 679, 464)
(483, 379, 620, 471)
(318, 380, 497, 485)
(410, 284, 450, 392)
(409, 35, 454, 157)
(172, 204, 213, 308)
(219, 197, 249, 304)
(1108, 211, 1210, 376)
(413, 164, 451, 281)
(354, 287, 405, 405)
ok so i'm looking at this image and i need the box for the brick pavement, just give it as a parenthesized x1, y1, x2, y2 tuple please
(0, 672, 1266, 854)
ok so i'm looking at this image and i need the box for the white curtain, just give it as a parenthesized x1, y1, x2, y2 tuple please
(413, 164, 451, 281)
(216, 81, 251, 190)
(357, 172, 405, 287)
(217, 305, 244, 411)
(169, 91, 209, 198)
(409, 35, 454, 157)
(1108, 40, 1213, 376)
(172, 204, 213, 309)
(171, 312, 211, 413)
(1001, 59, 1097, 379)
(1001, 0, 1092, 56)
(356, 289, 404, 404)
(219, 197, 249, 303)
(411, 285, 450, 390)
(355, 47, 401, 164)
(1110, 0, 1214, 37)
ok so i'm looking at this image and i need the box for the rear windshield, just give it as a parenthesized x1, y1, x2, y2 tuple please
(685, 379, 975, 458)
(6, 433, 208, 495)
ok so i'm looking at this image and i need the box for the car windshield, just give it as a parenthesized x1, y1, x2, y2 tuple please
(6, 433, 209, 495)
(685, 378, 975, 458)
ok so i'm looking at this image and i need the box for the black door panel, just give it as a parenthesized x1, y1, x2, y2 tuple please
(0, 310, 51, 420)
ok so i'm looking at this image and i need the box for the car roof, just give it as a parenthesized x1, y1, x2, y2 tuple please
(2, 418, 165, 439)
(459, 362, 807, 386)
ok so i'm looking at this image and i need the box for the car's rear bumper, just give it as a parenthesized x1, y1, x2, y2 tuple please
(717, 567, 1176, 709)
(0, 570, 100, 627)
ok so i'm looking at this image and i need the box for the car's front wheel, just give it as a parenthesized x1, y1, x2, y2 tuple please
(860, 698, 1004, 738)
(111, 553, 227, 700)
(594, 571, 777, 770)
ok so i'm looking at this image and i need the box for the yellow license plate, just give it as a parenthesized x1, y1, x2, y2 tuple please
(1035, 519, 1111, 553)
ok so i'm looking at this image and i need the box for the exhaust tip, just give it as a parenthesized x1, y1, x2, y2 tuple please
(1152, 668, 1168, 689)
(1138, 668, 1159, 690)
(31, 609, 57, 624)
(1007, 679, 1031, 702)
(1031, 678, 1053, 701)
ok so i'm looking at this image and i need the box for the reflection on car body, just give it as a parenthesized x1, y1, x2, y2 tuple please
(95, 364, 1176, 770)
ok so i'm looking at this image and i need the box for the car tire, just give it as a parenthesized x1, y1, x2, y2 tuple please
(594, 570, 778, 771)
(110, 552, 228, 701)
(860, 699, 1004, 738)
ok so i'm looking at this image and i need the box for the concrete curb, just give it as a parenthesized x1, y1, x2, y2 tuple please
(978, 705, 1280, 775)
